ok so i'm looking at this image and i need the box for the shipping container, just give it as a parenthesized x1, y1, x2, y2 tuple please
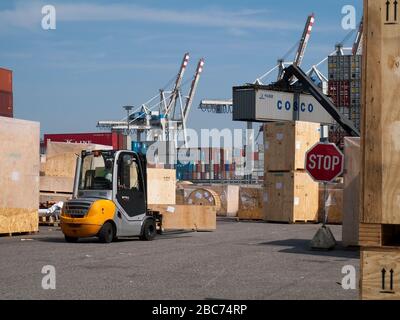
(0, 90, 13, 118)
(0, 68, 12, 93)
(43, 132, 126, 150)
(233, 85, 333, 124)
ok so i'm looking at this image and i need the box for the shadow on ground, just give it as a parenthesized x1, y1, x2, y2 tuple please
(259, 239, 360, 259)
(35, 230, 195, 244)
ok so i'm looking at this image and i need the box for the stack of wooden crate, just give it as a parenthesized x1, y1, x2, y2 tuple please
(360, 0, 400, 300)
(263, 121, 320, 223)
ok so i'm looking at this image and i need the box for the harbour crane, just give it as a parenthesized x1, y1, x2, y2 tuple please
(97, 53, 205, 146)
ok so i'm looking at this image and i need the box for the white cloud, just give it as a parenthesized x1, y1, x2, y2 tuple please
(0, 2, 301, 31)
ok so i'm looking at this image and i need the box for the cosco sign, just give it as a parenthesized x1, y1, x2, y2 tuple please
(277, 100, 314, 113)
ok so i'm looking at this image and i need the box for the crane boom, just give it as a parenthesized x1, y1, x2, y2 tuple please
(183, 58, 205, 121)
(352, 20, 363, 55)
(277, 64, 360, 137)
(294, 14, 315, 67)
(166, 52, 190, 114)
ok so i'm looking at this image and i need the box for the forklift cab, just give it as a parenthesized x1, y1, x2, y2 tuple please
(60, 150, 158, 243)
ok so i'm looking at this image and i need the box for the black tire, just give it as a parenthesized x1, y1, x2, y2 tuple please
(98, 222, 115, 243)
(65, 235, 78, 243)
(140, 219, 156, 241)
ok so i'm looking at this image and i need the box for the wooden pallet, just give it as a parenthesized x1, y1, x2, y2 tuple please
(39, 216, 60, 227)
(359, 223, 400, 247)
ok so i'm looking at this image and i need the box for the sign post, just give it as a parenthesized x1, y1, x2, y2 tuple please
(305, 142, 344, 249)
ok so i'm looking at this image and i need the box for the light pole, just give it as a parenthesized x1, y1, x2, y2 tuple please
(123, 105, 134, 150)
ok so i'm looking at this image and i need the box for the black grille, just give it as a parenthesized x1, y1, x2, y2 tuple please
(64, 200, 93, 217)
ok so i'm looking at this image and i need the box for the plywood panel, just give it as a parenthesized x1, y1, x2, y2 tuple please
(361, 248, 400, 300)
(40, 176, 74, 193)
(0, 117, 40, 234)
(264, 121, 320, 172)
(148, 204, 216, 231)
(264, 171, 318, 223)
(238, 186, 264, 220)
(44, 141, 112, 178)
(147, 169, 176, 205)
(343, 137, 360, 246)
(361, 0, 400, 224)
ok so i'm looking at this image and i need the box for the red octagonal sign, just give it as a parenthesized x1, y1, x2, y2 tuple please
(305, 142, 344, 183)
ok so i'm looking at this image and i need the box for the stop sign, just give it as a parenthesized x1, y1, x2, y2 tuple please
(305, 142, 344, 182)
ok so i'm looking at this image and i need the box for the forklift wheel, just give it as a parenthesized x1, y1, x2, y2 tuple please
(140, 219, 156, 241)
(65, 235, 79, 243)
(98, 222, 115, 243)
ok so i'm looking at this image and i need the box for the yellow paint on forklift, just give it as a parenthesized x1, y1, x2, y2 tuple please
(61, 199, 116, 238)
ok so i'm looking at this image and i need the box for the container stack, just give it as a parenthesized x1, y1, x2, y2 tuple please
(328, 54, 362, 147)
(175, 147, 263, 182)
(0, 68, 13, 118)
(263, 121, 320, 223)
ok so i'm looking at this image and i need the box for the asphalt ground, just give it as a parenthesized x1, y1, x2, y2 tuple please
(0, 219, 359, 300)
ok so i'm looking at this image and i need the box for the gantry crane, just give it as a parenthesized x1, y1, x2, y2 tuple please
(97, 53, 205, 146)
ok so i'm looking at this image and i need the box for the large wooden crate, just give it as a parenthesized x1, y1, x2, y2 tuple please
(361, 247, 400, 300)
(148, 204, 216, 231)
(263, 121, 320, 172)
(263, 171, 319, 223)
(147, 168, 176, 205)
(342, 137, 360, 246)
(361, 0, 400, 225)
(0, 117, 40, 234)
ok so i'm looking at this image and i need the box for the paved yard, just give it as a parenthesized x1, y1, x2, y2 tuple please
(0, 219, 359, 299)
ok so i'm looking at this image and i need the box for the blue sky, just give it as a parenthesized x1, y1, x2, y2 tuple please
(0, 0, 362, 137)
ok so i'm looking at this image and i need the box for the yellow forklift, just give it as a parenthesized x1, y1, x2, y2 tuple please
(60, 150, 161, 243)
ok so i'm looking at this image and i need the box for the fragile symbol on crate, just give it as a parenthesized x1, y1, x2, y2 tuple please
(380, 268, 395, 294)
(385, 0, 398, 24)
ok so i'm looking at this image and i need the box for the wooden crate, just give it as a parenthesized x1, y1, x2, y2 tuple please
(342, 137, 360, 246)
(0, 117, 40, 235)
(263, 121, 320, 172)
(263, 171, 319, 223)
(147, 168, 176, 205)
(238, 186, 264, 220)
(44, 141, 112, 178)
(40, 176, 74, 193)
(148, 204, 216, 231)
(318, 183, 343, 224)
(361, 247, 400, 300)
(361, 0, 400, 225)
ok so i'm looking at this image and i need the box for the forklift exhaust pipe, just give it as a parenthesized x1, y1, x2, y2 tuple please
(72, 154, 82, 199)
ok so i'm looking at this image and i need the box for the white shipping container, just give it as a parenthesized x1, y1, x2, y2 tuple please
(255, 89, 333, 124)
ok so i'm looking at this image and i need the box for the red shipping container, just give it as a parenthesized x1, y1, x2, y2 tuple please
(328, 81, 339, 96)
(0, 91, 13, 117)
(213, 164, 220, 172)
(253, 152, 259, 161)
(43, 132, 125, 150)
(0, 68, 12, 93)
